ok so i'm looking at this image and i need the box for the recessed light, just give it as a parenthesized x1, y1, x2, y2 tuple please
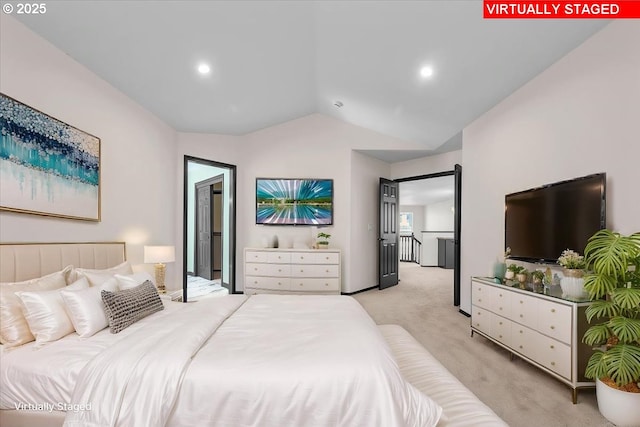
(197, 63, 211, 75)
(420, 66, 434, 79)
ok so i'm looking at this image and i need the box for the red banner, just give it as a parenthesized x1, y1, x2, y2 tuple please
(483, 1, 640, 18)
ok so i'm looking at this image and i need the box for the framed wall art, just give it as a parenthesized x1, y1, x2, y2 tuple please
(0, 93, 101, 221)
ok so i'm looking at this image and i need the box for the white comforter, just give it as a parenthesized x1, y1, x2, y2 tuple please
(12, 295, 442, 427)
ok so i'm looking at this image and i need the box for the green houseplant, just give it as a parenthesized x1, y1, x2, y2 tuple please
(316, 232, 331, 249)
(582, 230, 640, 426)
(505, 263, 524, 280)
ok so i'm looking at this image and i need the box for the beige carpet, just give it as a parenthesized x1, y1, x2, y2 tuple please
(353, 263, 614, 427)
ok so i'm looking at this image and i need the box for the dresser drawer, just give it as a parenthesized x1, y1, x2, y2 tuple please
(511, 324, 538, 361)
(246, 263, 291, 277)
(537, 301, 572, 344)
(291, 264, 339, 278)
(290, 252, 339, 264)
(511, 293, 538, 329)
(266, 252, 291, 264)
(536, 334, 571, 380)
(290, 278, 340, 292)
(472, 282, 494, 311)
(246, 251, 268, 263)
(472, 306, 491, 335)
(245, 276, 291, 291)
(491, 315, 512, 348)
(494, 288, 512, 319)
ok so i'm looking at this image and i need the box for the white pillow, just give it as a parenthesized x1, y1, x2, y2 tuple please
(61, 278, 118, 338)
(75, 262, 133, 287)
(0, 266, 72, 347)
(16, 277, 89, 344)
(114, 272, 155, 291)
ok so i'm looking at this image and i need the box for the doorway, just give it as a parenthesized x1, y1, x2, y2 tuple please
(380, 164, 462, 306)
(183, 156, 237, 301)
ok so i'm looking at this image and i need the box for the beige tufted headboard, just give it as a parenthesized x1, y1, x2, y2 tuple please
(0, 242, 126, 282)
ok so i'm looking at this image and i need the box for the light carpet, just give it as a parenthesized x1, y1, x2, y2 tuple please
(353, 262, 614, 427)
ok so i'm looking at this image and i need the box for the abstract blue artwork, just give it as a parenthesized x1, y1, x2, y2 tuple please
(0, 94, 101, 221)
(256, 179, 333, 225)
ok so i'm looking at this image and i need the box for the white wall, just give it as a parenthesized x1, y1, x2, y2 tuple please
(349, 151, 391, 293)
(391, 150, 462, 180)
(425, 199, 455, 231)
(0, 15, 178, 282)
(460, 21, 640, 314)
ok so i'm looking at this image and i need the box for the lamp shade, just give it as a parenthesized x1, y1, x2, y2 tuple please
(144, 246, 175, 264)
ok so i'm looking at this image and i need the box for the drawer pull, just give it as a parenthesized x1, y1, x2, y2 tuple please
(519, 330, 523, 334)
(326, 269, 329, 273)
(499, 335, 503, 339)
(299, 283, 304, 287)
(254, 267, 258, 271)
(499, 321, 503, 325)
(499, 293, 502, 297)
(478, 299, 482, 302)
(254, 280, 258, 284)
(550, 345, 554, 349)
(300, 256, 304, 260)
(477, 312, 481, 315)
(520, 300, 524, 304)
(325, 283, 329, 286)
(278, 269, 282, 272)
(300, 269, 304, 273)
(519, 345, 523, 349)
(520, 314, 523, 318)
(551, 308, 556, 313)
(550, 326, 555, 330)
(499, 307, 503, 311)
(551, 362, 556, 366)
(325, 256, 329, 260)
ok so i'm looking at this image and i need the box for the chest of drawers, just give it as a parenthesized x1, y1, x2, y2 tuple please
(470, 277, 594, 403)
(244, 248, 341, 295)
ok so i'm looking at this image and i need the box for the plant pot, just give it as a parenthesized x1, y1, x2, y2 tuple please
(505, 271, 515, 280)
(560, 269, 588, 299)
(596, 378, 640, 427)
(317, 243, 329, 249)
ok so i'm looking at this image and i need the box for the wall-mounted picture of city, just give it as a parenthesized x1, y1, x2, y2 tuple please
(256, 178, 333, 225)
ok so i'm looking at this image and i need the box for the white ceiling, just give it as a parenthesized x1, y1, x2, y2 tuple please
(400, 176, 454, 206)
(14, 1, 608, 162)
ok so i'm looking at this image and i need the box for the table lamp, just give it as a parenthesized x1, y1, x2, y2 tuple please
(144, 245, 175, 294)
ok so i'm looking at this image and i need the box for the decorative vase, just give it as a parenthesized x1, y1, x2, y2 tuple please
(505, 270, 515, 280)
(532, 278, 544, 293)
(493, 261, 507, 281)
(560, 269, 588, 299)
(596, 378, 640, 427)
(516, 273, 528, 289)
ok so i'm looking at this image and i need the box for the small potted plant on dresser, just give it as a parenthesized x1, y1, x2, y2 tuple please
(582, 230, 640, 427)
(531, 270, 545, 293)
(505, 264, 524, 281)
(316, 232, 331, 249)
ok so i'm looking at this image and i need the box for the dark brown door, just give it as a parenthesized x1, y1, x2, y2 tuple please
(196, 184, 212, 280)
(379, 178, 399, 289)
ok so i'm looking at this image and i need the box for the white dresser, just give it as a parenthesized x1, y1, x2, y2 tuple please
(244, 248, 341, 295)
(470, 277, 594, 403)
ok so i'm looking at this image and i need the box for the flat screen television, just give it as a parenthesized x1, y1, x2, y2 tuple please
(256, 178, 333, 225)
(505, 173, 606, 263)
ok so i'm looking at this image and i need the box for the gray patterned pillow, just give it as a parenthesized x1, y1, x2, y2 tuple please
(101, 280, 163, 333)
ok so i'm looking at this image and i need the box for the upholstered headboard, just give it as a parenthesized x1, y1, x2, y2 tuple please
(0, 242, 126, 282)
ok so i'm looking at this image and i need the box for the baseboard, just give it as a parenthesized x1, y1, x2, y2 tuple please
(342, 285, 378, 296)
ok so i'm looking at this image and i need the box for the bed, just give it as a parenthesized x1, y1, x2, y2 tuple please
(0, 242, 506, 427)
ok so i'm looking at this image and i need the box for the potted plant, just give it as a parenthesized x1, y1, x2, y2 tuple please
(516, 269, 529, 289)
(505, 263, 524, 280)
(582, 230, 640, 426)
(532, 270, 545, 293)
(316, 232, 331, 249)
(557, 249, 588, 299)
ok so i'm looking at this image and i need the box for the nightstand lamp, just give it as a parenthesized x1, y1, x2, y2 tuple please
(144, 245, 175, 294)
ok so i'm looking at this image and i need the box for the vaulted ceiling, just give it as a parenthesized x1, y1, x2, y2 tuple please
(14, 1, 608, 161)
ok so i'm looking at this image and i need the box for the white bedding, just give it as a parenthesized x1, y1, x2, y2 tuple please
(2, 295, 442, 427)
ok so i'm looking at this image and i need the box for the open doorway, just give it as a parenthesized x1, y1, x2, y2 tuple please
(393, 165, 462, 307)
(183, 156, 236, 301)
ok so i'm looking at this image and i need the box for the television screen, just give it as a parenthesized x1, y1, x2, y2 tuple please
(256, 178, 333, 225)
(505, 173, 606, 263)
